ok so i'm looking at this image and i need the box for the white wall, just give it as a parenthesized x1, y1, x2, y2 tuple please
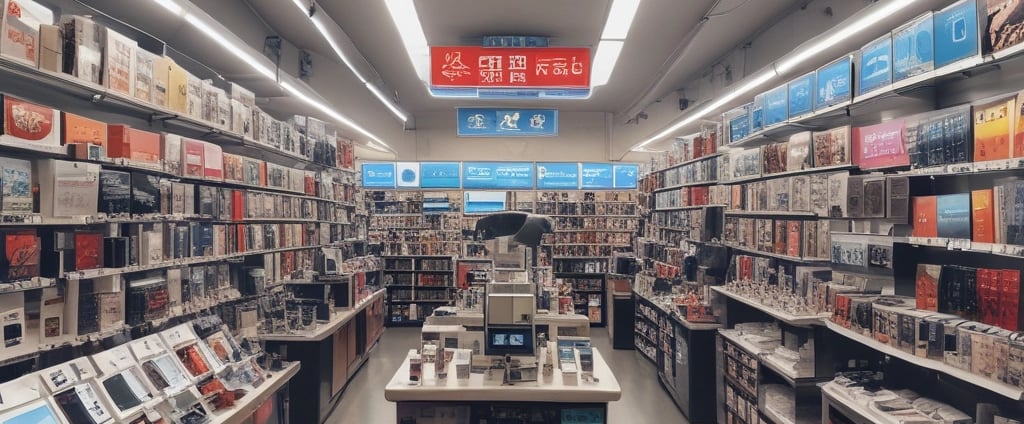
(408, 111, 613, 162)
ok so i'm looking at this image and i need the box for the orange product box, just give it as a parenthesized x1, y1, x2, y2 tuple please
(107, 125, 162, 164)
(972, 189, 995, 243)
(911, 196, 938, 238)
(61, 112, 106, 147)
(974, 96, 1015, 162)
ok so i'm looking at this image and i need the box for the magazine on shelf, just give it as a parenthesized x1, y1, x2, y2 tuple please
(1, 96, 61, 149)
(0, 0, 53, 65)
(104, 28, 136, 96)
(60, 15, 105, 85)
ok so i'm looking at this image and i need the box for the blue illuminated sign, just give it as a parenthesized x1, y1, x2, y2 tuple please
(816, 56, 852, 109)
(461, 162, 534, 189)
(536, 163, 580, 189)
(893, 14, 934, 81)
(614, 164, 639, 189)
(788, 73, 814, 118)
(580, 163, 614, 189)
(763, 85, 788, 127)
(729, 105, 751, 142)
(361, 163, 396, 188)
(934, 0, 978, 68)
(751, 94, 764, 132)
(859, 35, 893, 95)
(457, 108, 558, 137)
(419, 162, 461, 188)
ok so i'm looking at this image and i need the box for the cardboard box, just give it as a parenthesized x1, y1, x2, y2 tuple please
(166, 61, 188, 114)
(152, 55, 173, 108)
(61, 111, 106, 148)
(107, 125, 161, 165)
(1, 0, 52, 65)
(60, 15, 105, 84)
(38, 23, 62, 72)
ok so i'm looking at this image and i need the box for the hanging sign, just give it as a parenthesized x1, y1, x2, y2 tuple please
(457, 108, 558, 137)
(431, 46, 590, 88)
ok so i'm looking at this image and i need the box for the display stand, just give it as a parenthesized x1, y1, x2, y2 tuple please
(633, 291, 720, 423)
(209, 362, 300, 424)
(261, 289, 386, 424)
(424, 310, 591, 338)
(385, 342, 621, 423)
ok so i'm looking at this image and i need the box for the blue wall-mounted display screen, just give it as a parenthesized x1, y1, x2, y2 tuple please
(751, 94, 764, 132)
(361, 162, 396, 188)
(893, 13, 934, 81)
(419, 162, 461, 188)
(461, 162, 534, 189)
(464, 191, 507, 214)
(580, 163, 614, 189)
(614, 164, 639, 189)
(536, 163, 580, 189)
(787, 73, 814, 118)
(729, 107, 751, 142)
(763, 85, 788, 127)
(815, 56, 853, 109)
(934, 0, 979, 68)
(859, 35, 893, 95)
(396, 162, 420, 188)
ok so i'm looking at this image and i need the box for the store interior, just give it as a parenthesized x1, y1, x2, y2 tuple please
(0, 0, 1023, 423)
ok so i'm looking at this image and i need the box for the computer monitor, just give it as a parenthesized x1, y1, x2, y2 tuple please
(485, 326, 535, 356)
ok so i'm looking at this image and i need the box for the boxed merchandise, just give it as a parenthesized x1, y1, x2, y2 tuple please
(60, 15, 105, 84)
(152, 55, 173, 107)
(203, 142, 223, 180)
(107, 125, 162, 165)
(53, 382, 112, 423)
(181, 137, 205, 178)
(186, 73, 203, 121)
(61, 111, 106, 152)
(872, 297, 915, 347)
(134, 48, 156, 103)
(1, 0, 52, 65)
(36, 159, 100, 217)
(38, 23, 62, 72)
(0, 292, 24, 347)
(921, 313, 965, 360)
(166, 60, 188, 114)
(39, 287, 63, 342)
(104, 28, 135, 96)
(1, 95, 61, 149)
(0, 157, 32, 214)
(897, 308, 934, 355)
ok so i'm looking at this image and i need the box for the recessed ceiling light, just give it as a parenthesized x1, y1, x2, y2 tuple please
(601, 0, 641, 40)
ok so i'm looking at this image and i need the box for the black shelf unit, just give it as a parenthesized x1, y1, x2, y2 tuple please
(557, 272, 608, 326)
(383, 255, 456, 326)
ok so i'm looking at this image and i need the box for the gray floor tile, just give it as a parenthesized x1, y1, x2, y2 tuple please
(326, 327, 690, 423)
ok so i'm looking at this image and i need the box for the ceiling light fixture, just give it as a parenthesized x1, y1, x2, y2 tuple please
(281, 82, 395, 152)
(183, 13, 277, 81)
(601, 0, 641, 39)
(153, 0, 395, 153)
(153, 0, 182, 15)
(635, 70, 777, 148)
(591, 40, 625, 87)
(632, 0, 919, 150)
(385, 0, 430, 83)
(292, 0, 409, 123)
(591, 0, 642, 88)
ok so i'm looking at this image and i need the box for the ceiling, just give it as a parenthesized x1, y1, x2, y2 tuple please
(244, 0, 806, 115)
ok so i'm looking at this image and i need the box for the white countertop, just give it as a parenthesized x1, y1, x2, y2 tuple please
(210, 362, 300, 424)
(425, 311, 591, 325)
(384, 343, 621, 403)
(260, 289, 385, 342)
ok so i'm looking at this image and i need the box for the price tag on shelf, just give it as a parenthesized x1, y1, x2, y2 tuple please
(947, 239, 971, 251)
(946, 163, 974, 174)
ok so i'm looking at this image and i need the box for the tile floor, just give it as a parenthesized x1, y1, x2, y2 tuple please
(325, 327, 690, 423)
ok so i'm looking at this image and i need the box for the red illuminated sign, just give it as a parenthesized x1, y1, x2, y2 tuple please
(430, 46, 591, 89)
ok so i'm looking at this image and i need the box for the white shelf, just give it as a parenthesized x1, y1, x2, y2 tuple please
(722, 244, 830, 265)
(654, 152, 724, 173)
(260, 289, 385, 342)
(723, 210, 819, 219)
(825, 321, 1024, 401)
(820, 382, 892, 424)
(722, 164, 854, 185)
(653, 204, 727, 212)
(64, 244, 327, 280)
(718, 329, 817, 387)
(711, 286, 829, 327)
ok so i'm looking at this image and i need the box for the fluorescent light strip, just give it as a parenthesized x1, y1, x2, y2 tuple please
(636, 70, 776, 148)
(591, 40, 624, 87)
(281, 82, 394, 152)
(294, 1, 409, 122)
(153, 0, 182, 15)
(183, 14, 277, 81)
(777, 0, 917, 73)
(385, 0, 430, 82)
(601, 0, 641, 39)
(634, 0, 919, 150)
(366, 83, 409, 122)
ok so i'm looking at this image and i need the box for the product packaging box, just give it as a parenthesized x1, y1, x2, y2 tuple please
(1, 0, 53, 65)
(60, 15, 105, 84)
(38, 23, 62, 72)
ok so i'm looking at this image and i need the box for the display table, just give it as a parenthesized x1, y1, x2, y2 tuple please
(385, 343, 621, 423)
(261, 289, 386, 424)
(210, 362, 300, 424)
(424, 311, 591, 338)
